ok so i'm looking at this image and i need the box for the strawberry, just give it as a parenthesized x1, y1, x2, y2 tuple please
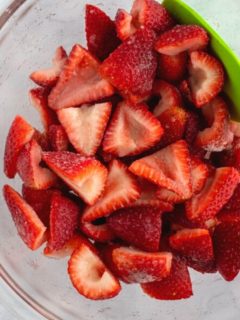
(29, 88, 58, 131)
(44, 193, 79, 252)
(186, 167, 240, 224)
(195, 97, 233, 152)
(85, 5, 120, 61)
(33, 130, 51, 151)
(186, 51, 224, 107)
(30, 46, 67, 87)
(17, 139, 58, 190)
(129, 140, 192, 199)
(82, 159, 140, 222)
(129, 178, 173, 211)
(217, 209, 240, 224)
(22, 185, 60, 226)
(107, 205, 162, 252)
(223, 185, 240, 211)
(152, 80, 182, 117)
(179, 79, 193, 103)
(130, 0, 174, 33)
(156, 188, 183, 204)
(157, 52, 187, 83)
(68, 240, 121, 300)
(213, 221, 240, 281)
(48, 125, 69, 151)
(230, 120, 240, 138)
(184, 111, 201, 145)
(80, 220, 115, 243)
(109, 246, 173, 283)
(48, 44, 114, 110)
(185, 258, 217, 274)
(100, 28, 157, 99)
(4, 116, 35, 178)
(102, 101, 163, 157)
(169, 228, 214, 263)
(141, 257, 193, 300)
(190, 156, 209, 194)
(42, 151, 108, 205)
(115, 9, 136, 41)
(155, 25, 209, 55)
(217, 137, 240, 170)
(3, 185, 47, 250)
(57, 102, 112, 156)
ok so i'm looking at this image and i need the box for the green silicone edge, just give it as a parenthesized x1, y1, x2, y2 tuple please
(162, 0, 240, 118)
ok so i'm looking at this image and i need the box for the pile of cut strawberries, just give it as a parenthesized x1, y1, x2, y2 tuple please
(3, 0, 240, 301)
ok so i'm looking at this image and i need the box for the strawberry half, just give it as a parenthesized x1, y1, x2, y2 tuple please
(82, 159, 140, 222)
(85, 5, 120, 61)
(4, 116, 35, 178)
(213, 221, 240, 281)
(157, 52, 187, 83)
(115, 9, 136, 41)
(152, 80, 182, 117)
(169, 228, 214, 263)
(186, 51, 224, 107)
(48, 44, 114, 110)
(186, 167, 240, 224)
(17, 139, 58, 190)
(109, 246, 173, 283)
(30, 46, 67, 87)
(141, 257, 193, 300)
(155, 25, 209, 55)
(107, 205, 162, 252)
(22, 185, 60, 227)
(195, 96, 233, 152)
(80, 220, 115, 243)
(44, 193, 79, 252)
(3, 185, 47, 250)
(103, 101, 163, 157)
(68, 240, 121, 300)
(48, 125, 69, 151)
(100, 28, 157, 99)
(42, 151, 108, 205)
(57, 102, 112, 156)
(129, 140, 192, 199)
(29, 88, 58, 131)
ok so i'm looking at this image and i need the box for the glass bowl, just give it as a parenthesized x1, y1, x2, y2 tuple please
(1, 0, 240, 319)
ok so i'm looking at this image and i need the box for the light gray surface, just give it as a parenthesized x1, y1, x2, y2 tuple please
(0, 0, 240, 319)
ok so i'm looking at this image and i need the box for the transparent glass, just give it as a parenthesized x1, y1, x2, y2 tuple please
(1, 1, 240, 319)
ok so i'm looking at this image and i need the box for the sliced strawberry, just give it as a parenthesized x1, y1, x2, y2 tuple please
(155, 25, 209, 55)
(223, 184, 240, 211)
(141, 257, 193, 300)
(230, 120, 240, 138)
(42, 151, 108, 205)
(157, 106, 188, 147)
(129, 140, 192, 199)
(158, 52, 187, 83)
(48, 125, 69, 151)
(82, 159, 140, 222)
(129, 178, 173, 211)
(44, 233, 86, 258)
(85, 5, 120, 61)
(103, 101, 163, 157)
(3, 185, 47, 250)
(186, 167, 240, 224)
(107, 205, 162, 252)
(179, 79, 193, 103)
(217, 209, 240, 223)
(213, 221, 240, 281)
(184, 111, 201, 145)
(115, 9, 136, 41)
(185, 258, 217, 274)
(33, 130, 51, 151)
(152, 80, 182, 117)
(57, 102, 112, 156)
(29, 88, 58, 131)
(186, 51, 224, 107)
(100, 28, 157, 99)
(48, 44, 114, 110)
(30, 46, 67, 87)
(130, 0, 174, 33)
(80, 220, 115, 243)
(156, 188, 183, 204)
(44, 193, 79, 252)
(190, 156, 209, 194)
(68, 240, 121, 300)
(4, 116, 35, 178)
(195, 97, 233, 152)
(22, 185, 60, 227)
(110, 246, 173, 283)
(217, 137, 240, 170)
(16, 139, 58, 190)
(169, 228, 214, 262)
